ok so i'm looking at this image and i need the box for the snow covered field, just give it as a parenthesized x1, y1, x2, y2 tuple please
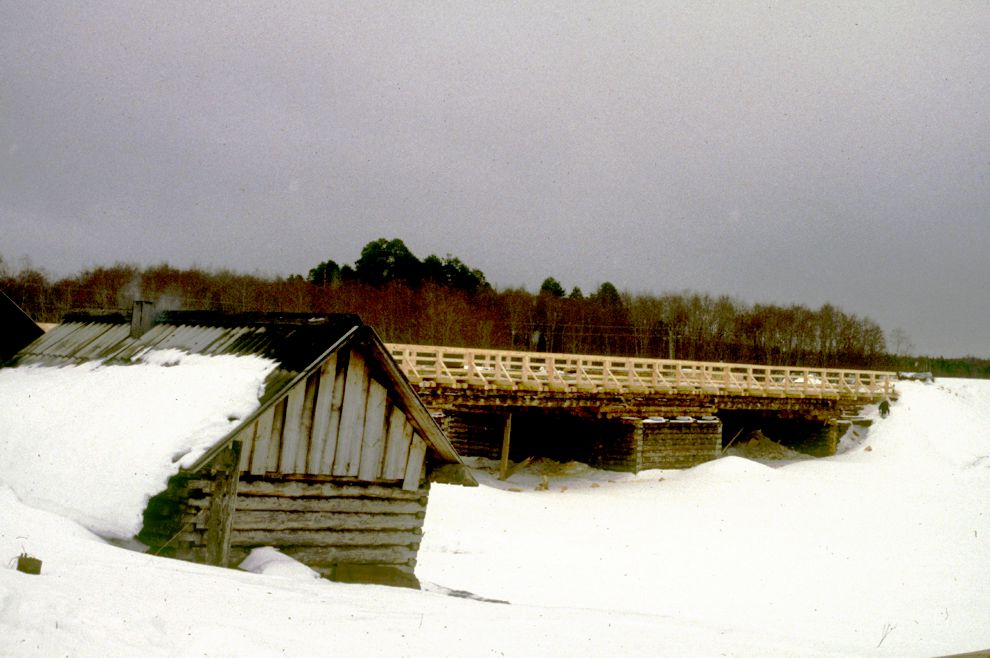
(2, 367, 988, 656)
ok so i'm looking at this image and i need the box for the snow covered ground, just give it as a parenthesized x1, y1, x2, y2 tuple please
(2, 368, 989, 656)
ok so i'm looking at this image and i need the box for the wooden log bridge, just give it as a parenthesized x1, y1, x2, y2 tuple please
(386, 344, 896, 403)
(386, 344, 897, 471)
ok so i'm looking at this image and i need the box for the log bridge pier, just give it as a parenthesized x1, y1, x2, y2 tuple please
(388, 344, 897, 472)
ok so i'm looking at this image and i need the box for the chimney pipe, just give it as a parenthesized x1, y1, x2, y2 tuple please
(131, 300, 157, 339)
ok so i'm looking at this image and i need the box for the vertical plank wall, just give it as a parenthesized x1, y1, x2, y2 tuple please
(236, 346, 428, 489)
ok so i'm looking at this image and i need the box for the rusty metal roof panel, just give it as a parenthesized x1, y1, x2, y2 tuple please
(202, 326, 250, 354)
(24, 322, 94, 355)
(77, 324, 133, 360)
(141, 325, 244, 356)
(149, 325, 199, 351)
(15, 323, 131, 364)
(127, 324, 177, 355)
(13, 312, 363, 370)
(17, 322, 79, 355)
(109, 325, 175, 361)
(183, 326, 228, 352)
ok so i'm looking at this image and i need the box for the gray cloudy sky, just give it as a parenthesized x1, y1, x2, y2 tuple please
(2, 2, 988, 356)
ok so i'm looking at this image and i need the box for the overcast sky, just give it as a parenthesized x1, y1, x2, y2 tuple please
(2, 2, 988, 356)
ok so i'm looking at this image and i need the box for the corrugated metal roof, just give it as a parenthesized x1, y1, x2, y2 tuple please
(12, 312, 363, 370)
(8, 310, 464, 469)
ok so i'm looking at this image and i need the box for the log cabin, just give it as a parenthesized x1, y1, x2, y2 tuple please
(9, 305, 474, 587)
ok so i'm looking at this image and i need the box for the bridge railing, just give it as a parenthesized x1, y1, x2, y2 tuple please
(386, 344, 896, 400)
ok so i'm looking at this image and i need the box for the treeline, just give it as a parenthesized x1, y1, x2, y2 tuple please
(916, 357, 990, 379)
(1, 241, 969, 373)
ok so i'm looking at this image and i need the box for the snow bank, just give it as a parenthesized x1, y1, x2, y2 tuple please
(419, 380, 990, 656)
(0, 349, 277, 539)
(0, 377, 988, 657)
(238, 547, 321, 581)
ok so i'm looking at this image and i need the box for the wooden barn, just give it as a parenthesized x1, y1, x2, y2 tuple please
(10, 306, 474, 587)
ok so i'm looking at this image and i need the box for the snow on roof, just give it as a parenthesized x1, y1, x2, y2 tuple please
(0, 348, 276, 539)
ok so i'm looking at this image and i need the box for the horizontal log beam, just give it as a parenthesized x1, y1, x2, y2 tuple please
(279, 545, 418, 566)
(221, 510, 425, 531)
(187, 479, 427, 501)
(227, 529, 423, 547)
(185, 495, 425, 515)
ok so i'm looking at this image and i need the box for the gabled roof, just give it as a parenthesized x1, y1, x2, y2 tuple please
(11, 309, 462, 468)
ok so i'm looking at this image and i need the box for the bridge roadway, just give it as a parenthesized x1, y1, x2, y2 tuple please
(387, 343, 896, 406)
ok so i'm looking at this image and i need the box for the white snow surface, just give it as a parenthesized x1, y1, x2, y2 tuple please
(238, 547, 321, 581)
(1, 377, 989, 656)
(0, 349, 277, 538)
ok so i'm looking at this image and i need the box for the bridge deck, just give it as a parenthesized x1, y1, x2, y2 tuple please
(386, 344, 896, 401)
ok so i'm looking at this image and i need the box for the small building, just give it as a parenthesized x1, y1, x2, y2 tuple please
(9, 305, 474, 587)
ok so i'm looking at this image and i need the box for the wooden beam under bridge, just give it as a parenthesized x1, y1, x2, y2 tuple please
(498, 412, 512, 480)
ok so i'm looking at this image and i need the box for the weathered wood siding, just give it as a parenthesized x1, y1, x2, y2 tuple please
(225, 479, 427, 580)
(235, 346, 429, 491)
(137, 473, 211, 563)
(139, 342, 447, 586)
(140, 473, 428, 584)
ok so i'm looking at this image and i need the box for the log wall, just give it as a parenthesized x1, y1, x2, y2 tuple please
(589, 420, 643, 472)
(586, 417, 722, 472)
(640, 418, 722, 469)
(140, 473, 428, 587)
(440, 412, 504, 460)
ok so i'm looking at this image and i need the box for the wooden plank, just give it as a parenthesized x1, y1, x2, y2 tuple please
(204, 442, 242, 567)
(248, 407, 275, 475)
(402, 434, 427, 491)
(382, 407, 412, 480)
(499, 412, 512, 480)
(318, 354, 349, 475)
(295, 373, 319, 473)
(228, 529, 423, 547)
(280, 545, 418, 566)
(279, 382, 307, 474)
(219, 496, 425, 514)
(358, 380, 389, 481)
(230, 511, 425, 531)
(228, 480, 426, 501)
(237, 422, 256, 473)
(333, 351, 369, 477)
(307, 356, 337, 474)
(267, 399, 286, 472)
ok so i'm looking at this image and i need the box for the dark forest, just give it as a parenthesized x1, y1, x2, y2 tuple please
(3, 240, 985, 377)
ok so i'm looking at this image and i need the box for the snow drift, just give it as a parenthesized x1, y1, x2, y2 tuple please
(0, 349, 276, 538)
(1, 377, 988, 656)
